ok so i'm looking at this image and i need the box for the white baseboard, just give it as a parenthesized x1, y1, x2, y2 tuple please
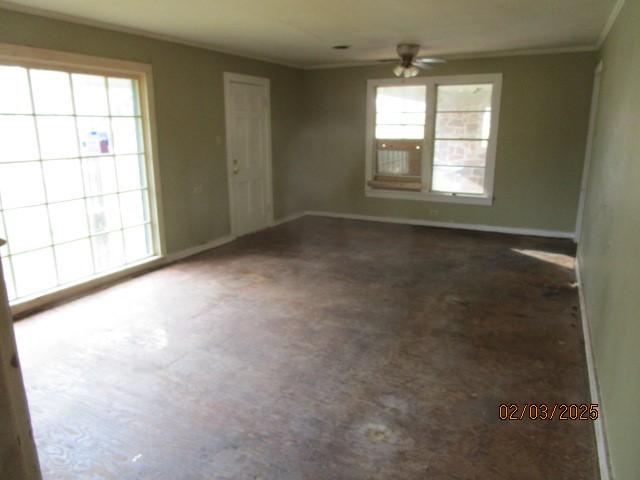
(305, 210, 576, 239)
(271, 211, 307, 227)
(575, 257, 611, 480)
(10, 210, 575, 316)
(164, 234, 236, 263)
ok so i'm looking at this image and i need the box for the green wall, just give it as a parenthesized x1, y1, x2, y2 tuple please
(300, 53, 596, 232)
(578, 0, 640, 478)
(0, 8, 598, 252)
(0, 8, 305, 254)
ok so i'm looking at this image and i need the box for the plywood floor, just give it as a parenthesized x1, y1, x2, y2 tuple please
(15, 216, 597, 479)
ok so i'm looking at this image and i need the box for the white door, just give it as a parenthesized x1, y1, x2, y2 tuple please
(224, 73, 273, 237)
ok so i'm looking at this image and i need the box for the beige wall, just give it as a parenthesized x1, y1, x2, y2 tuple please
(0, 8, 305, 255)
(299, 53, 597, 232)
(578, 0, 640, 478)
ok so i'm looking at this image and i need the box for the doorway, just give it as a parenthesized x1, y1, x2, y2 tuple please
(223, 73, 273, 237)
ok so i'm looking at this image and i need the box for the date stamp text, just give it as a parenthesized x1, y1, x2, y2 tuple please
(499, 403, 599, 421)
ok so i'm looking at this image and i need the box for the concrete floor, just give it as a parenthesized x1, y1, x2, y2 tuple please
(15, 217, 597, 479)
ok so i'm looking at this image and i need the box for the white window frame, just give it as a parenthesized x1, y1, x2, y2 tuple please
(365, 73, 503, 206)
(0, 43, 166, 311)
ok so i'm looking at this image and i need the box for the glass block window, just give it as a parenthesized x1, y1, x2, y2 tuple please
(0, 65, 155, 302)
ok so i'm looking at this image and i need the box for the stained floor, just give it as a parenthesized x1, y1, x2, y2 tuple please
(15, 217, 597, 479)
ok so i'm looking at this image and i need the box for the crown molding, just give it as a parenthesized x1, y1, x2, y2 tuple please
(0, 0, 612, 71)
(304, 45, 598, 70)
(597, 0, 626, 48)
(0, 1, 303, 69)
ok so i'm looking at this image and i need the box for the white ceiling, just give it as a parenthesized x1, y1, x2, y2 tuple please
(1, 0, 617, 68)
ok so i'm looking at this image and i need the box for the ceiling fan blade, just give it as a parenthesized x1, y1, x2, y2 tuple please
(376, 58, 399, 64)
(412, 62, 433, 70)
(414, 57, 447, 64)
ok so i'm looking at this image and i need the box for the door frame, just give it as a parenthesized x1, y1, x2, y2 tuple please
(575, 61, 603, 242)
(223, 72, 274, 237)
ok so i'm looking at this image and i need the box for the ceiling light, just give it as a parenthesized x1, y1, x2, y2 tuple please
(389, 43, 445, 77)
(394, 64, 419, 78)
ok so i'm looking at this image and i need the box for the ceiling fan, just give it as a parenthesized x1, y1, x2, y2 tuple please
(383, 44, 446, 78)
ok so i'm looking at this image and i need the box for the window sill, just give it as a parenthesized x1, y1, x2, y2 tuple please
(367, 179, 422, 192)
(9, 255, 164, 317)
(365, 187, 493, 206)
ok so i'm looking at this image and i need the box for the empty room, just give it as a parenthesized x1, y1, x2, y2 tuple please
(0, 0, 638, 479)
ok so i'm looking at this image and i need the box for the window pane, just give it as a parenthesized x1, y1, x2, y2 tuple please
(55, 239, 94, 284)
(1, 257, 16, 301)
(434, 140, 488, 167)
(86, 194, 121, 234)
(0, 66, 32, 114)
(108, 78, 138, 116)
(30, 69, 73, 115)
(376, 86, 426, 113)
(376, 112, 425, 125)
(123, 225, 152, 262)
(120, 190, 149, 227)
(435, 112, 491, 140)
(3, 206, 51, 254)
(432, 166, 486, 194)
(77, 117, 112, 156)
(112, 117, 143, 154)
(43, 159, 84, 202)
(0, 162, 45, 208)
(0, 115, 39, 162)
(48, 200, 89, 243)
(437, 84, 492, 112)
(83, 156, 117, 196)
(37, 116, 79, 159)
(72, 74, 109, 116)
(12, 247, 57, 297)
(116, 155, 146, 191)
(92, 231, 124, 272)
(375, 124, 424, 140)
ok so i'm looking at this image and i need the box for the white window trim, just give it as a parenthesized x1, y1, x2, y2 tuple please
(365, 73, 503, 206)
(0, 43, 167, 309)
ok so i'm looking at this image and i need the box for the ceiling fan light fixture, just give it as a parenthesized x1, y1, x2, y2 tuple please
(394, 64, 419, 78)
(404, 65, 419, 78)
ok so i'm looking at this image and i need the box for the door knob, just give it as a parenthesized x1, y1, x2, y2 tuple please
(233, 167, 240, 174)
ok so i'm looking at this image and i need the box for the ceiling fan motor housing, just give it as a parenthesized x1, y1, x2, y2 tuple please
(397, 43, 420, 65)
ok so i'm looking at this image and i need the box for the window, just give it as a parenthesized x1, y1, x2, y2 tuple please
(0, 50, 161, 304)
(365, 74, 502, 205)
